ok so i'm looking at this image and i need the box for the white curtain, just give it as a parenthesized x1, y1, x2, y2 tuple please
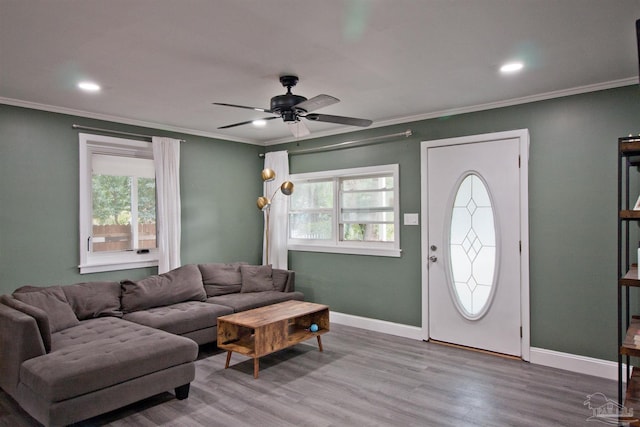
(263, 151, 290, 269)
(152, 137, 181, 273)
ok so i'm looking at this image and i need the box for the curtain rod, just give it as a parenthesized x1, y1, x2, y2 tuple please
(259, 129, 412, 158)
(72, 124, 186, 143)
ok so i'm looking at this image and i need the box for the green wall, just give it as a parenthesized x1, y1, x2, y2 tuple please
(2, 85, 639, 361)
(271, 85, 640, 361)
(0, 104, 265, 291)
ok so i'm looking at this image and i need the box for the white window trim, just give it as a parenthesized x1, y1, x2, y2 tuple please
(288, 164, 401, 257)
(79, 133, 158, 274)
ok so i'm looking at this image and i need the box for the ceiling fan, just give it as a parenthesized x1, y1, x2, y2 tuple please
(213, 75, 372, 137)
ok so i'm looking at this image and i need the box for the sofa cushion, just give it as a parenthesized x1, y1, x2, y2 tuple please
(240, 264, 275, 293)
(121, 264, 206, 313)
(272, 269, 289, 292)
(23, 317, 198, 402)
(123, 301, 233, 335)
(207, 291, 304, 312)
(12, 286, 79, 333)
(198, 262, 247, 297)
(0, 295, 52, 352)
(62, 281, 123, 320)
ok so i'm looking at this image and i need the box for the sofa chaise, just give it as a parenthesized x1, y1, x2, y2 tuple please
(0, 262, 303, 426)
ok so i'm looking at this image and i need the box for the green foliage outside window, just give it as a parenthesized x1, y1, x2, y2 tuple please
(92, 175, 131, 225)
(137, 177, 156, 224)
(92, 175, 156, 225)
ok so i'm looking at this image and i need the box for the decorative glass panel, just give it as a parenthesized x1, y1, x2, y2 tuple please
(449, 174, 497, 318)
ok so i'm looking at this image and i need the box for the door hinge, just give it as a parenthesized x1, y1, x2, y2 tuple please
(519, 240, 522, 253)
(518, 155, 521, 168)
(520, 326, 523, 338)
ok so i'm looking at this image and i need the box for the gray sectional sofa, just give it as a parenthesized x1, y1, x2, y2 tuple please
(0, 262, 303, 427)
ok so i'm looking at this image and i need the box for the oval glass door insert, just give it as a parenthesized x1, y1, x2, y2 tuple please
(448, 173, 497, 319)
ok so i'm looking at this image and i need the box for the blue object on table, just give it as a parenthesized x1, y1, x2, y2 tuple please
(310, 323, 319, 332)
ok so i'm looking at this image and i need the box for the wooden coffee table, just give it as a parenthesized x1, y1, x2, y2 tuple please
(217, 300, 329, 378)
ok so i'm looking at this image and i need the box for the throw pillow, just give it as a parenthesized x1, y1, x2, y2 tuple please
(121, 264, 206, 313)
(0, 294, 52, 352)
(198, 262, 247, 297)
(12, 286, 80, 333)
(272, 268, 290, 292)
(240, 264, 275, 293)
(62, 281, 123, 320)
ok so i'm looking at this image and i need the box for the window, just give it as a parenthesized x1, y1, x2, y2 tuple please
(288, 164, 400, 257)
(79, 133, 158, 273)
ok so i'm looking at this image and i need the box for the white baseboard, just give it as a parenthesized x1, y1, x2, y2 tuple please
(330, 311, 423, 340)
(330, 311, 621, 381)
(529, 347, 622, 382)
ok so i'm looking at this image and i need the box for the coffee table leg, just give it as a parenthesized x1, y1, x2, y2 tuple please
(317, 335, 323, 352)
(254, 358, 259, 379)
(225, 351, 232, 369)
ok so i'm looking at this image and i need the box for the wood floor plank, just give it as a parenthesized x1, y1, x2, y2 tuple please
(0, 324, 617, 427)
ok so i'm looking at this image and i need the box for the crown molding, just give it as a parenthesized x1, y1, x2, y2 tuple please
(3, 77, 637, 147)
(0, 97, 261, 146)
(263, 77, 639, 146)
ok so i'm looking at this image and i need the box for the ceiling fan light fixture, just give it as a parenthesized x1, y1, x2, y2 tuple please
(252, 119, 267, 127)
(281, 110, 298, 122)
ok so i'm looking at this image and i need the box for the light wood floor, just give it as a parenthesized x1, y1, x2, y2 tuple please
(0, 324, 617, 426)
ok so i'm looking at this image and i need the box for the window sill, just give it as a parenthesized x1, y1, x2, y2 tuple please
(79, 259, 158, 274)
(288, 243, 401, 258)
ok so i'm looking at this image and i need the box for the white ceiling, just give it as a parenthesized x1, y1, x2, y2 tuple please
(1, 0, 639, 145)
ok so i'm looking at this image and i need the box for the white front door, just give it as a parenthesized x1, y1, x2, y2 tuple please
(421, 130, 529, 358)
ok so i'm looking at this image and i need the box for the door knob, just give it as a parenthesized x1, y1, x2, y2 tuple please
(429, 255, 438, 262)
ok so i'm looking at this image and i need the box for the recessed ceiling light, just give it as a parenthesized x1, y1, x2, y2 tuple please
(77, 81, 101, 92)
(500, 62, 524, 74)
(252, 119, 267, 127)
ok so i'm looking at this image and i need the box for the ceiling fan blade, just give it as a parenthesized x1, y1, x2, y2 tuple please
(295, 94, 339, 113)
(286, 120, 311, 138)
(213, 102, 273, 114)
(218, 116, 278, 129)
(305, 113, 372, 127)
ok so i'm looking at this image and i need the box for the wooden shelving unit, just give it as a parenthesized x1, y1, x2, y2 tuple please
(625, 368, 640, 426)
(621, 266, 640, 288)
(621, 318, 640, 357)
(618, 136, 640, 417)
(621, 211, 640, 220)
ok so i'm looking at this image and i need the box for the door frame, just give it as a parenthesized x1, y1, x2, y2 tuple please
(420, 129, 530, 361)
